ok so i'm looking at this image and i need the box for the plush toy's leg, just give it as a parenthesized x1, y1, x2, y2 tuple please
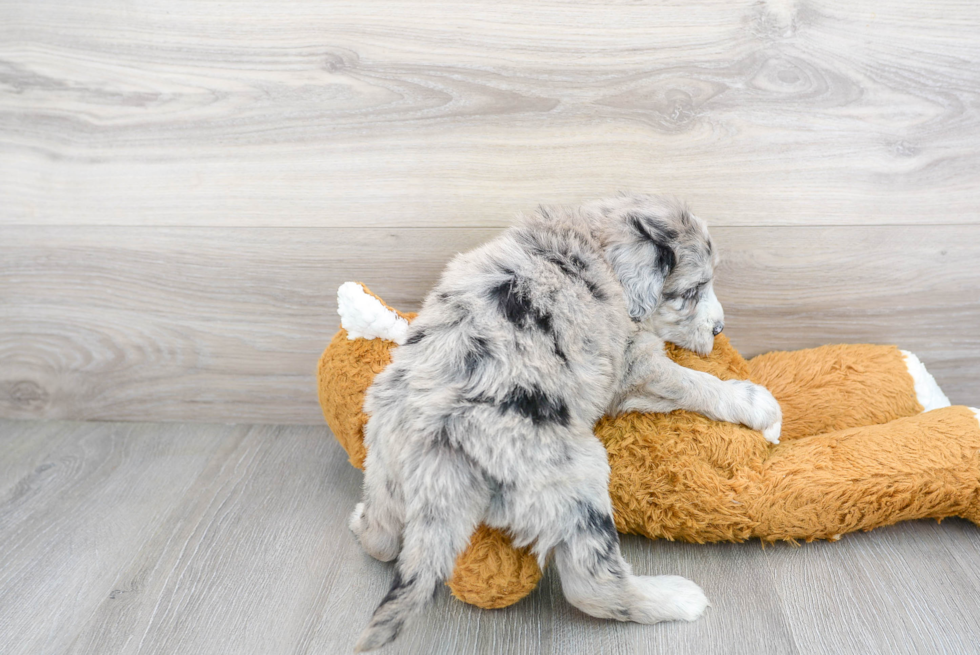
(446, 525, 543, 609)
(965, 407, 980, 526)
(748, 344, 947, 442)
(900, 350, 951, 411)
(741, 406, 980, 541)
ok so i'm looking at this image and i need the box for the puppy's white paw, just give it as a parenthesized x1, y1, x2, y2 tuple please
(349, 502, 367, 537)
(349, 503, 400, 561)
(733, 381, 782, 444)
(763, 421, 782, 445)
(630, 575, 710, 623)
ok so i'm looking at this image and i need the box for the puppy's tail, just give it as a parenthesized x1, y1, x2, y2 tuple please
(354, 490, 484, 651)
(354, 564, 441, 652)
(355, 433, 488, 652)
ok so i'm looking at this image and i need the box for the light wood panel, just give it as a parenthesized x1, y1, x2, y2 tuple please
(1, 224, 977, 425)
(2, 418, 980, 654)
(2, 0, 980, 227)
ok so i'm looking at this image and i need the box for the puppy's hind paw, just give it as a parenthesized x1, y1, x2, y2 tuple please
(349, 503, 400, 562)
(630, 575, 710, 624)
(349, 502, 367, 537)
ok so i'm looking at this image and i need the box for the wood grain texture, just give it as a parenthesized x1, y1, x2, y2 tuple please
(0, 420, 232, 655)
(769, 519, 980, 654)
(1, 0, 980, 227)
(2, 418, 980, 654)
(1, 224, 977, 425)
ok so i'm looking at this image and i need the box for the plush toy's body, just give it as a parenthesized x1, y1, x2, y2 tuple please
(320, 283, 980, 610)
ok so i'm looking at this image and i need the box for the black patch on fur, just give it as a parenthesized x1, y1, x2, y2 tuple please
(534, 311, 552, 333)
(544, 253, 577, 276)
(576, 501, 623, 577)
(543, 253, 608, 302)
(488, 270, 556, 333)
(580, 502, 617, 539)
(463, 336, 493, 376)
(489, 271, 533, 326)
(378, 570, 410, 608)
(371, 570, 437, 636)
(516, 229, 607, 303)
(552, 333, 568, 364)
(628, 214, 677, 278)
(405, 329, 426, 346)
(581, 278, 607, 302)
(500, 385, 570, 426)
(520, 235, 607, 304)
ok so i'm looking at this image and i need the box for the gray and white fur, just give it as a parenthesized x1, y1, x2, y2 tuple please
(349, 193, 782, 651)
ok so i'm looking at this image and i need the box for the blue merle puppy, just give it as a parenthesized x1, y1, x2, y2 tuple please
(349, 193, 783, 651)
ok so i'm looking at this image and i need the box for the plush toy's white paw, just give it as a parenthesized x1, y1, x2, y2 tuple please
(971, 408, 979, 425)
(630, 575, 710, 623)
(337, 282, 409, 344)
(901, 350, 951, 412)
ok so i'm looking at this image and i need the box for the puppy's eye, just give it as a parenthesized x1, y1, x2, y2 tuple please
(682, 285, 703, 301)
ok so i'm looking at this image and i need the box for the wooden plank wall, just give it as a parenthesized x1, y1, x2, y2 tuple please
(1, 0, 978, 423)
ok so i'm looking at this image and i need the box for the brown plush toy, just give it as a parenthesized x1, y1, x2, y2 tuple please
(319, 283, 980, 610)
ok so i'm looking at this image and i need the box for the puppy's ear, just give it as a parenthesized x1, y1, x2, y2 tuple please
(606, 215, 677, 321)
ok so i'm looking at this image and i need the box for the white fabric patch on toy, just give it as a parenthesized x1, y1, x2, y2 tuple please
(901, 350, 951, 412)
(970, 407, 979, 424)
(337, 282, 409, 344)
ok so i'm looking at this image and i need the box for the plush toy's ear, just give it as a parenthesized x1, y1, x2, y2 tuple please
(318, 282, 415, 469)
(336, 281, 411, 343)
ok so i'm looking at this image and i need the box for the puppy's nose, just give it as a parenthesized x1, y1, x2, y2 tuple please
(712, 322, 724, 336)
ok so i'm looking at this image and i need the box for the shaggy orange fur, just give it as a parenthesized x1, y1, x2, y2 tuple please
(318, 287, 980, 609)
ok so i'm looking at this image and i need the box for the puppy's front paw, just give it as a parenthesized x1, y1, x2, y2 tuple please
(733, 381, 782, 444)
(762, 421, 782, 445)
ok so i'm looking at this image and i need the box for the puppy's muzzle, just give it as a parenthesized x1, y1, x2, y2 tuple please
(712, 322, 724, 337)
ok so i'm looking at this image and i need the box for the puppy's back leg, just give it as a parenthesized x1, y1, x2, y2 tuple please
(355, 440, 490, 652)
(350, 448, 403, 562)
(507, 437, 709, 625)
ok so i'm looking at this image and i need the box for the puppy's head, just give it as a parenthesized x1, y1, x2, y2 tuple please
(588, 194, 723, 356)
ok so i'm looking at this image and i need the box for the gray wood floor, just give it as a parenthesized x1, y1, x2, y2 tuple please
(2, 419, 979, 655)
